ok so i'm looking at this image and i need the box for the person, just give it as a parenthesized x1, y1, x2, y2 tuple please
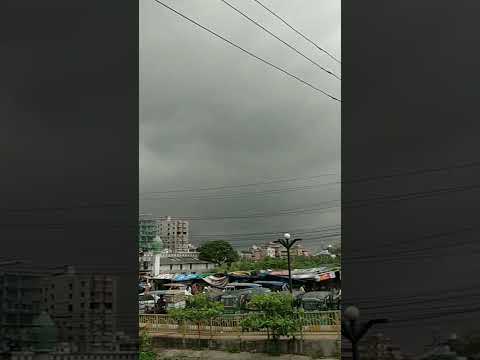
(191, 283, 198, 295)
(299, 286, 306, 293)
(156, 296, 167, 314)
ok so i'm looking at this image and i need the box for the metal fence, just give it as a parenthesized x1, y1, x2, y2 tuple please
(139, 311, 340, 336)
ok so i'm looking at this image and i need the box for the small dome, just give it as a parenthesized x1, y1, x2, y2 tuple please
(31, 312, 57, 352)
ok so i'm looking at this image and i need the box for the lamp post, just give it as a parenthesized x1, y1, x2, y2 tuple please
(275, 233, 301, 294)
(342, 306, 389, 360)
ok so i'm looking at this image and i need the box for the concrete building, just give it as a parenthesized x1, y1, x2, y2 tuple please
(264, 246, 276, 258)
(241, 242, 312, 261)
(41, 266, 118, 353)
(139, 251, 156, 275)
(158, 216, 191, 253)
(0, 263, 53, 352)
(139, 214, 162, 253)
(153, 256, 215, 275)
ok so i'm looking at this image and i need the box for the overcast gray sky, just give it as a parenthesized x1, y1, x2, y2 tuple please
(140, 0, 341, 251)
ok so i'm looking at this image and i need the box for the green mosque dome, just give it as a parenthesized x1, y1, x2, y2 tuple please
(31, 311, 58, 352)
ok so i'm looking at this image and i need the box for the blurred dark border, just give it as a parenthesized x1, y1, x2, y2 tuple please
(1, 0, 138, 356)
(342, 0, 480, 358)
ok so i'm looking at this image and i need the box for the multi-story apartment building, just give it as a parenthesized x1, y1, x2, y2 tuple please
(242, 242, 312, 261)
(158, 216, 191, 253)
(41, 266, 118, 353)
(139, 214, 162, 253)
(0, 263, 52, 352)
(1, 262, 132, 356)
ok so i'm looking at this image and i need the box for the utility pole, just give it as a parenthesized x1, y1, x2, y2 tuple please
(275, 233, 301, 295)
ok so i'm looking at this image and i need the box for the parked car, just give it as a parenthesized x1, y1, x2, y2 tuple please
(221, 287, 271, 313)
(298, 291, 336, 311)
(224, 283, 262, 292)
(253, 281, 289, 292)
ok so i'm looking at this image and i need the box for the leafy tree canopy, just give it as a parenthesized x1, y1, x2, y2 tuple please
(168, 293, 224, 323)
(240, 293, 301, 340)
(198, 240, 239, 266)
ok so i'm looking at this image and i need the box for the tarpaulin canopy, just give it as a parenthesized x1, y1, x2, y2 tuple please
(202, 275, 228, 288)
(228, 271, 253, 277)
(152, 273, 174, 280)
(315, 271, 336, 281)
(173, 273, 212, 281)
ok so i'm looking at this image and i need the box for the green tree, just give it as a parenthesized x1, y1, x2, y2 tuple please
(198, 240, 239, 266)
(168, 294, 224, 337)
(240, 293, 301, 340)
(139, 330, 156, 360)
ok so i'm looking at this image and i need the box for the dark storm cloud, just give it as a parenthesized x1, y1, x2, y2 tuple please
(140, 0, 340, 250)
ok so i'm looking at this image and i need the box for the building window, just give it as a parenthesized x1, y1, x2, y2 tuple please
(68, 305, 73, 312)
(189, 264, 192, 270)
(169, 265, 173, 270)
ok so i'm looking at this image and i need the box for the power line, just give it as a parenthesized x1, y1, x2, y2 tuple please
(150, 203, 340, 221)
(347, 160, 480, 185)
(140, 184, 339, 201)
(347, 283, 480, 305)
(220, 0, 340, 80)
(140, 172, 339, 195)
(141, 159, 480, 196)
(345, 183, 480, 210)
(142, 182, 480, 221)
(252, 0, 341, 64)
(348, 225, 478, 255)
(151, 0, 341, 101)
(192, 224, 340, 238)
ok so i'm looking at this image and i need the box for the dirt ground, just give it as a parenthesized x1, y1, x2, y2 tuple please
(155, 349, 339, 360)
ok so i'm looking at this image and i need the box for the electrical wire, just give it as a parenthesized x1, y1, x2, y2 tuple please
(151, 0, 341, 101)
(220, 0, 341, 80)
(252, 0, 341, 64)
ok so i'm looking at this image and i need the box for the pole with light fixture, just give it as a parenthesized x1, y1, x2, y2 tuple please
(342, 306, 389, 360)
(274, 233, 301, 294)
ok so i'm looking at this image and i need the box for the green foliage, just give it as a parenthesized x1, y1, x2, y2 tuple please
(168, 293, 224, 323)
(139, 331, 156, 360)
(198, 240, 239, 266)
(140, 352, 156, 360)
(215, 255, 339, 272)
(240, 293, 301, 340)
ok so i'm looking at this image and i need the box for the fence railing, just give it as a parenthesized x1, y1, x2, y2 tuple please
(139, 311, 340, 336)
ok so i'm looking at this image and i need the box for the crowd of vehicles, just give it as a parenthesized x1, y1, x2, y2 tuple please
(139, 280, 340, 314)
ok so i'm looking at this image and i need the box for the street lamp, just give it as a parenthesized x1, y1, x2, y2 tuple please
(275, 233, 301, 294)
(342, 306, 389, 360)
